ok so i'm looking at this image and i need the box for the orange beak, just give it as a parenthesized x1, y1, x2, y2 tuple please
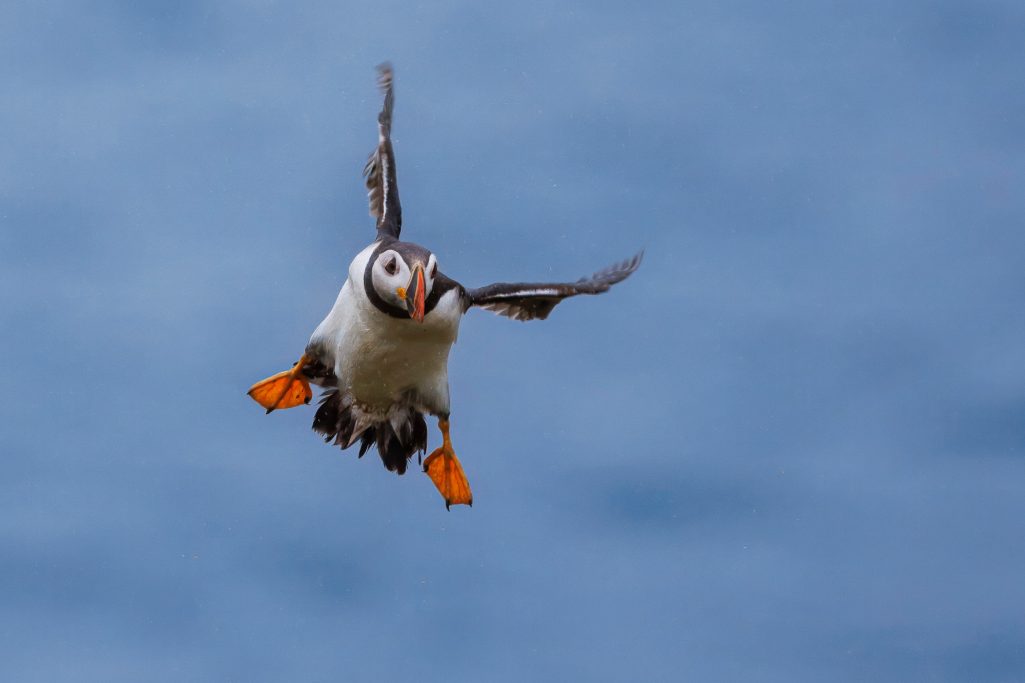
(403, 264, 426, 323)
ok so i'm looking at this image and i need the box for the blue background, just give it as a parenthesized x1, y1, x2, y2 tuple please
(3, 1, 1025, 680)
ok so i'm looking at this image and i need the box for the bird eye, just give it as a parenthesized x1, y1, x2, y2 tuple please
(382, 255, 397, 275)
(430, 262, 438, 278)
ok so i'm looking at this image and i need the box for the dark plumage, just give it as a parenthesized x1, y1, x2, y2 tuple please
(363, 64, 402, 240)
(312, 389, 427, 474)
(466, 251, 644, 321)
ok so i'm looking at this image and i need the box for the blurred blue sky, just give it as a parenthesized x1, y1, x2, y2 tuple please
(2, 1, 1025, 680)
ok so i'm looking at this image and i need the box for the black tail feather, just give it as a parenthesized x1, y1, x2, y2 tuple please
(312, 390, 340, 438)
(413, 415, 427, 465)
(311, 389, 427, 475)
(358, 430, 375, 457)
(377, 421, 409, 474)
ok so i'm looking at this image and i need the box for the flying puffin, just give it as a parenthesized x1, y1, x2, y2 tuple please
(248, 64, 641, 508)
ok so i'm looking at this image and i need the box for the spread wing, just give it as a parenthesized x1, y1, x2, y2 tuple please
(466, 252, 643, 321)
(363, 63, 401, 239)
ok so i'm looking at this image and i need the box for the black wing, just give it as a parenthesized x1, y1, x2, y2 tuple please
(363, 63, 402, 239)
(466, 252, 643, 321)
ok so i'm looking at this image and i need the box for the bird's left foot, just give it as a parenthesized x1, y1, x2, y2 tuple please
(247, 354, 313, 413)
(423, 418, 473, 509)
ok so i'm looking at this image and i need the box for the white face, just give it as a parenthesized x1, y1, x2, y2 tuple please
(371, 249, 438, 308)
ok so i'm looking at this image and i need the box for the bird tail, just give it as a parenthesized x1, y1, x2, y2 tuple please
(312, 389, 427, 474)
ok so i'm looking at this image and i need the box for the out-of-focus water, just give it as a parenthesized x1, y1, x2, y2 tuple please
(2, 1, 1024, 680)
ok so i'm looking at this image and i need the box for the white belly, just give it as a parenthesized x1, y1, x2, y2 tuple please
(308, 244, 463, 417)
(338, 292, 459, 413)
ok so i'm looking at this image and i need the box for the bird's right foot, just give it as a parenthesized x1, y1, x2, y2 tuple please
(247, 354, 313, 413)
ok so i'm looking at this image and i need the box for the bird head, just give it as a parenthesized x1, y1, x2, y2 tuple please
(371, 243, 438, 322)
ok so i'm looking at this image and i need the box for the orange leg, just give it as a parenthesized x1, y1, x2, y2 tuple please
(423, 417, 473, 509)
(247, 353, 313, 413)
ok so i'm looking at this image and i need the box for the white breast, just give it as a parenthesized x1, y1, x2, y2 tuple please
(308, 243, 464, 417)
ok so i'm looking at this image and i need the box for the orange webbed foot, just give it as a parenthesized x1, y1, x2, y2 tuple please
(423, 418, 473, 509)
(424, 448, 473, 509)
(247, 355, 312, 413)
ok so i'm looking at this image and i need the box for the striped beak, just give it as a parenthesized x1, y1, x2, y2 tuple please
(403, 264, 426, 323)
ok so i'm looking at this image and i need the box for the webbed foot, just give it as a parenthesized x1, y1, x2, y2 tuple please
(423, 418, 473, 509)
(247, 354, 313, 413)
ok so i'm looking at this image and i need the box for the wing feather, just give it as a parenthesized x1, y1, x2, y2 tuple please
(363, 63, 402, 239)
(467, 251, 643, 321)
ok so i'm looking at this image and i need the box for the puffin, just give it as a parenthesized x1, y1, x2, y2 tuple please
(248, 64, 641, 508)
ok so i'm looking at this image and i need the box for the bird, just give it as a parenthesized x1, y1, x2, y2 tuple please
(247, 64, 641, 508)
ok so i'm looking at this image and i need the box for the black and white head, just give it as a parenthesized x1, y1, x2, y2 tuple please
(368, 241, 439, 322)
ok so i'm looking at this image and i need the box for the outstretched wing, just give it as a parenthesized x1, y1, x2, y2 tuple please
(466, 252, 643, 321)
(363, 63, 402, 239)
